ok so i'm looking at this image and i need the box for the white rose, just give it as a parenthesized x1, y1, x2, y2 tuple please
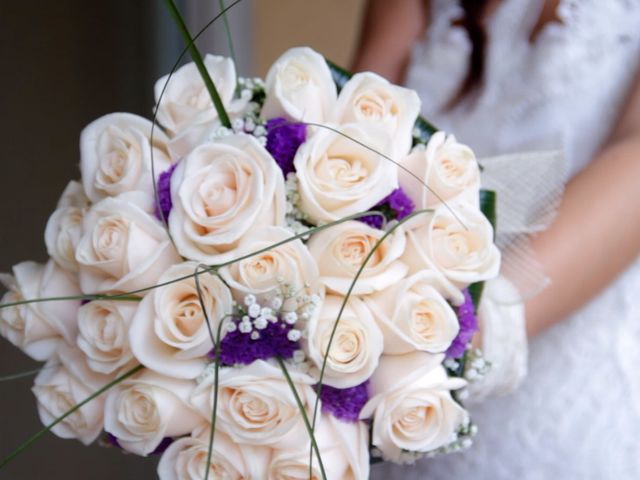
(360, 352, 468, 461)
(333, 72, 420, 158)
(80, 113, 172, 204)
(77, 299, 138, 374)
(190, 360, 316, 448)
(400, 132, 480, 209)
(269, 414, 369, 480)
(307, 220, 407, 295)
(401, 201, 500, 289)
(169, 134, 286, 264)
(219, 226, 321, 303)
(129, 262, 233, 379)
(307, 294, 383, 388)
(75, 196, 180, 294)
(104, 370, 202, 456)
(262, 47, 337, 122)
(32, 343, 111, 445)
(364, 272, 461, 355)
(45, 181, 90, 272)
(154, 55, 237, 136)
(0, 260, 81, 361)
(294, 123, 398, 224)
(158, 424, 271, 480)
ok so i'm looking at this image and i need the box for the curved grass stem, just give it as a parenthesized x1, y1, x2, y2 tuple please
(277, 357, 327, 480)
(0, 364, 144, 469)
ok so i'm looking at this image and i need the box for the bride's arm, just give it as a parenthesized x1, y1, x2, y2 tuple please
(525, 74, 640, 336)
(352, 0, 428, 83)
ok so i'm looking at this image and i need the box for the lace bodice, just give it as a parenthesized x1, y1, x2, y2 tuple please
(406, 0, 640, 176)
(373, 1, 640, 478)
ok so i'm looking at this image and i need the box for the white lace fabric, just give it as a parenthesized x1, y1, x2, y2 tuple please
(373, 0, 640, 478)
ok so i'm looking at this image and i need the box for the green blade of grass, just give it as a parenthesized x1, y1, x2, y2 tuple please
(164, 0, 232, 128)
(0, 364, 144, 469)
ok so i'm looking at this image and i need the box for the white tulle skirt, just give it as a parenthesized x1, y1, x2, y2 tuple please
(371, 258, 640, 479)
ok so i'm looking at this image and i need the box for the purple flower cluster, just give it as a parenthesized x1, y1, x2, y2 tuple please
(359, 187, 416, 229)
(216, 319, 298, 365)
(106, 433, 173, 455)
(446, 289, 479, 359)
(154, 163, 178, 222)
(265, 117, 307, 175)
(318, 381, 369, 422)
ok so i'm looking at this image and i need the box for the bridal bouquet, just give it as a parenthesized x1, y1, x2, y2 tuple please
(0, 31, 500, 480)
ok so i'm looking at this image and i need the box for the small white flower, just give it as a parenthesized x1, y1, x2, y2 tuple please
(260, 307, 273, 318)
(250, 331, 260, 340)
(244, 118, 256, 132)
(239, 322, 253, 334)
(270, 296, 283, 310)
(248, 303, 261, 318)
(283, 311, 298, 325)
(232, 118, 245, 132)
(287, 329, 301, 342)
(225, 321, 237, 333)
(244, 294, 257, 306)
(254, 317, 268, 330)
(461, 438, 473, 449)
(254, 125, 266, 137)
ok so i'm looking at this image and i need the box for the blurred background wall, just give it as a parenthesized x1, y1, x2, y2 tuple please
(0, 1, 364, 478)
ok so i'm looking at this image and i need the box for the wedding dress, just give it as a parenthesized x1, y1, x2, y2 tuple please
(372, 0, 640, 478)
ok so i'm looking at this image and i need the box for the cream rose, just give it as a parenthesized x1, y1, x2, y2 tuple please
(75, 196, 180, 294)
(169, 134, 286, 264)
(307, 220, 407, 295)
(32, 343, 111, 445)
(158, 424, 271, 480)
(402, 201, 501, 288)
(294, 123, 398, 224)
(365, 272, 461, 355)
(262, 47, 337, 122)
(80, 113, 172, 204)
(104, 370, 202, 456)
(268, 415, 369, 480)
(154, 55, 237, 136)
(219, 226, 321, 303)
(360, 352, 468, 461)
(190, 360, 316, 448)
(0, 260, 80, 361)
(129, 262, 232, 379)
(400, 131, 480, 209)
(307, 294, 383, 388)
(77, 299, 138, 374)
(45, 181, 90, 272)
(333, 72, 420, 158)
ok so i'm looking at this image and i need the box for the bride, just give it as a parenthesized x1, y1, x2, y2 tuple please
(355, 0, 640, 478)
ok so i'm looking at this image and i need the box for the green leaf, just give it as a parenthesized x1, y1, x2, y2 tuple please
(468, 189, 497, 307)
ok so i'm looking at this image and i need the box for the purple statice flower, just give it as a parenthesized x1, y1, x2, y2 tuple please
(446, 289, 478, 359)
(216, 319, 298, 365)
(266, 117, 306, 175)
(358, 187, 415, 229)
(154, 162, 178, 222)
(385, 187, 415, 220)
(358, 213, 385, 229)
(318, 381, 369, 422)
(106, 433, 173, 455)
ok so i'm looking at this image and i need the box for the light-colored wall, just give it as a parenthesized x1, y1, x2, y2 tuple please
(253, 0, 367, 76)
